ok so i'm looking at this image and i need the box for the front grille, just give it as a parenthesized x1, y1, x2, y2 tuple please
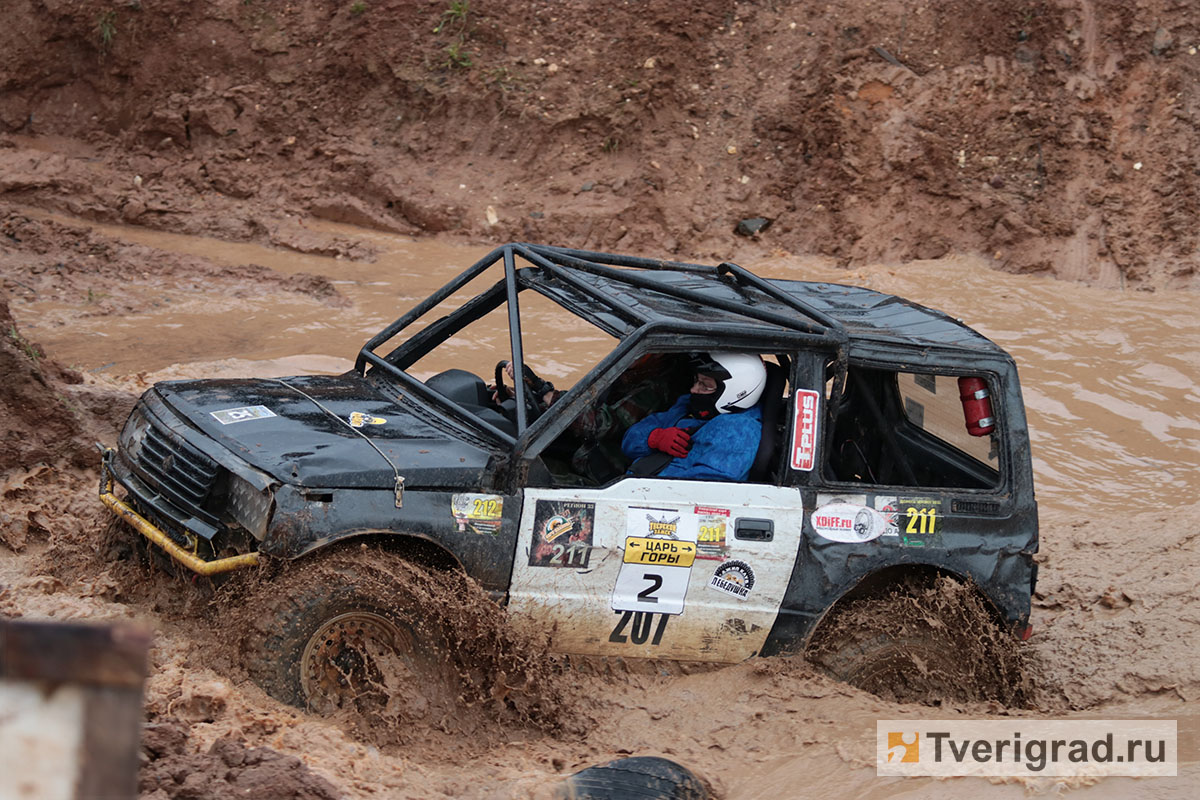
(135, 419, 221, 514)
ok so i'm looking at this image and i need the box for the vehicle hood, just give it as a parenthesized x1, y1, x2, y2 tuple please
(153, 373, 498, 488)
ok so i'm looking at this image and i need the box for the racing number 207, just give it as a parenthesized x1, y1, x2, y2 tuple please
(609, 610, 669, 646)
(610, 571, 673, 644)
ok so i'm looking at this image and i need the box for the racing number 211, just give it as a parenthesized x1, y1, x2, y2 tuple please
(609, 610, 669, 646)
(905, 506, 938, 534)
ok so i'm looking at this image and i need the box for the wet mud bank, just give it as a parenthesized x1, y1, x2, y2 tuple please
(2, 1, 1198, 289)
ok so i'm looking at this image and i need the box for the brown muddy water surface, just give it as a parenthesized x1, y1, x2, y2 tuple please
(6, 214, 1199, 799)
(15, 211, 1197, 515)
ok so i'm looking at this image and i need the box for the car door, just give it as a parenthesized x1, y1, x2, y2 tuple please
(506, 478, 805, 662)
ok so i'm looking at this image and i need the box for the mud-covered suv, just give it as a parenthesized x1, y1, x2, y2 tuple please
(100, 244, 1038, 707)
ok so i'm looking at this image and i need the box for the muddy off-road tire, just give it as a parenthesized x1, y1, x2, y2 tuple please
(242, 548, 460, 717)
(808, 577, 1030, 706)
(557, 756, 710, 800)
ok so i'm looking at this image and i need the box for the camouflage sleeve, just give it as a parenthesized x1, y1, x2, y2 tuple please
(569, 380, 674, 441)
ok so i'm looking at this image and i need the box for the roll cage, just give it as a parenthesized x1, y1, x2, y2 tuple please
(353, 244, 851, 458)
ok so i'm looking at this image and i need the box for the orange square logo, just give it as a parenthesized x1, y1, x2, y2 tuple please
(887, 732, 919, 763)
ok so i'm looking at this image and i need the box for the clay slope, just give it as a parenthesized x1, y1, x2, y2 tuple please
(0, 0, 1195, 288)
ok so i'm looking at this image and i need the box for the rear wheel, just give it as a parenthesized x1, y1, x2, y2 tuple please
(808, 577, 1030, 706)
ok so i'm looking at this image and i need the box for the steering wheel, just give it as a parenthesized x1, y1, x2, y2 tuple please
(493, 360, 548, 422)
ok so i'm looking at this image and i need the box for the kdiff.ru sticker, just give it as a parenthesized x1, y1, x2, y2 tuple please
(811, 503, 887, 543)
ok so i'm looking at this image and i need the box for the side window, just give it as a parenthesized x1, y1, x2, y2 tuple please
(530, 351, 792, 488)
(532, 351, 693, 488)
(826, 367, 1001, 490)
(896, 373, 998, 469)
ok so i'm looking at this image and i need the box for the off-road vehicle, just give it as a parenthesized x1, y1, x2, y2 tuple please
(100, 244, 1038, 707)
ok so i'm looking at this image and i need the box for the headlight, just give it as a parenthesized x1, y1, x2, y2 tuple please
(121, 409, 151, 463)
(228, 473, 274, 540)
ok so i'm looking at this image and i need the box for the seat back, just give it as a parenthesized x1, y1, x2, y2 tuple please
(749, 358, 789, 482)
(425, 368, 492, 407)
(425, 369, 517, 436)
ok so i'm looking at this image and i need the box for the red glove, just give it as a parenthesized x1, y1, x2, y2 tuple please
(648, 427, 692, 458)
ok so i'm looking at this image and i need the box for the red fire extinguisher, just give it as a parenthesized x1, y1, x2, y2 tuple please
(958, 376, 995, 436)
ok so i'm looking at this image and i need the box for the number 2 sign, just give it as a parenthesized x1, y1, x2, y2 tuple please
(611, 507, 699, 615)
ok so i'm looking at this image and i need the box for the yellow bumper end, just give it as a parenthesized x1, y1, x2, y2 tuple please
(99, 448, 260, 577)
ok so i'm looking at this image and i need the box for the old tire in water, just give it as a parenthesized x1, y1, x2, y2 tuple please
(241, 547, 458, 718)
(558, 756, 710, 800)
(808, 577, 1030, 706)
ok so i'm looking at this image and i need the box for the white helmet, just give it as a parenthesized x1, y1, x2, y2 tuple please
(692, 352, 767, 413)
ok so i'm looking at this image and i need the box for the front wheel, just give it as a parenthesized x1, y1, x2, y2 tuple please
(241, 548, 459, 722)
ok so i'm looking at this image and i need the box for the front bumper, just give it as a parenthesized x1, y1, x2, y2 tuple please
(99, 447, 259, 576)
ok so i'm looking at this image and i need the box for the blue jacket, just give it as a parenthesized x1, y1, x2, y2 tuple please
(621, 395, 763, 481)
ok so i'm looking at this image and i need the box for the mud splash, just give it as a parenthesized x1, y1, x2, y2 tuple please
(808, 576, 1037, 708)
(214, 546, 576, 749)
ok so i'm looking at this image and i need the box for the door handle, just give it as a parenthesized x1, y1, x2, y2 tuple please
(734, 518, 774, 542)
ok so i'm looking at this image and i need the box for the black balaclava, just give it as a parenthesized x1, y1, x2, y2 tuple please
(687, 353, 731, 419)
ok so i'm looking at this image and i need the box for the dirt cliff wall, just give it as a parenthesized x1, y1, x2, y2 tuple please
(1, 0, 1196, 289)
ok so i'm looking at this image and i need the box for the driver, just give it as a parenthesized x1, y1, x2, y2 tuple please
(621, 352, 767, 481)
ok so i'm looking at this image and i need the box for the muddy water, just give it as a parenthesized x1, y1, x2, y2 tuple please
(12, 210, 492, 377)
(9, 216, 1199, 798)
(837, 258, 1200, 514)
(15, 216, 1198, 514)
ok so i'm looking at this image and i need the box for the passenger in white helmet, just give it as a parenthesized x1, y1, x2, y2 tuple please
(621, 352, 767, 481)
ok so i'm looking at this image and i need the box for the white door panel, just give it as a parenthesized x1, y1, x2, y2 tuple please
(509, 479, 804, 662)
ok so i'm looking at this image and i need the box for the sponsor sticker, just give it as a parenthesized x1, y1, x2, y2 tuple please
(695, 505, 729, 560)
(451, 493, 503, 536)
(874, 496, 901, 537)
(623, 537, 697, 567)
(644, 511, 681, 538)
(349, 411, 387, 427)
(790, 389, 820, 471)
(612, 507, 700, 615)
(707, 559, 755, 600)
(211, 405, 276, 425)
(811, 503, 887, 543)
(528, 500, 594, 568)
(874, 495, 944, 545)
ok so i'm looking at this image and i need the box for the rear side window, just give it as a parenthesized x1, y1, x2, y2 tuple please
(826, 367, 1001, 490)
(896, 373, 998, 469)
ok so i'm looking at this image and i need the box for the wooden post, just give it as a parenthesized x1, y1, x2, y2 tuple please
(0, 619, 151, 800)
